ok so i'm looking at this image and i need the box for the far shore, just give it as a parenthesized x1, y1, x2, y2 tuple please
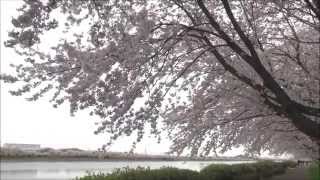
(1, 146, 257, 162)
(0, 156, 256, 162)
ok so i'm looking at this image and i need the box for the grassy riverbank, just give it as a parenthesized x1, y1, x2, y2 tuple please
(75, 160, 298, 180)
(308, 161, 320, 180)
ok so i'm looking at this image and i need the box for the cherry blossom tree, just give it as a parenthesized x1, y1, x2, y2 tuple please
(1, 0, 319, 158)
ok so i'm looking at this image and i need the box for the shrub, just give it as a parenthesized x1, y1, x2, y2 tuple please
(254, 160, 287, 178)
(235, 174, 260, 180)
(199, 161, 289, 180)
(75, 167, 200, 180)
(308, 161, 320, 180)
(230, 163, 259, 180)
(281, 160, 298, 168)
(230, 163, 257, 175)
(200, 164, 234, 180)
(76, 161, 290, 180)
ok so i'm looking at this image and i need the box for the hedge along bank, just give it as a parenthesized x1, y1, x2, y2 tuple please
(75, 160, 298, 180)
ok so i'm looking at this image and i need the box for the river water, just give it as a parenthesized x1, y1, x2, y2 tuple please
(1, 160, 254, 180)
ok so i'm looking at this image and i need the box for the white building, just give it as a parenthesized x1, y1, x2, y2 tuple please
(3, 143, 41, 151)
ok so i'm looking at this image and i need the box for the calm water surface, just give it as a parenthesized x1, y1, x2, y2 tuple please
(1, 160, 254, 180)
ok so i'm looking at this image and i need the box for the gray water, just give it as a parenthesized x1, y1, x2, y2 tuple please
(1, 160, 254, 180)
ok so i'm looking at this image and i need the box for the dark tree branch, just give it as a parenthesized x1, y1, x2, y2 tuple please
(47, 66, 81, 76)
(221, 0, 260, 59)
(173, 0, 197, 24)
(196, 0, 320, 141)
(304, 0, 320, 21)
(162, 48, 209, 98)
(239, 0, 264, 51)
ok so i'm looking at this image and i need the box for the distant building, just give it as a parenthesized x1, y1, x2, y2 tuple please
(3, 143, 41, 151)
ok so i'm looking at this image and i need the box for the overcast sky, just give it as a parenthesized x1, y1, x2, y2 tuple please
(0, 0, 174, 155)
(0, 0, 257, 158)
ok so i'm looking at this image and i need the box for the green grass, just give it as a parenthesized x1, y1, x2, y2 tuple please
(200, 161, 290, 180)
(75, 161, 296, 180)
(308, 161, 320, 180)
(75, 167, 199, 180)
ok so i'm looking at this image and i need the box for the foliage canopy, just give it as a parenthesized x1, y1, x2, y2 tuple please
(1, 0, 320, 158)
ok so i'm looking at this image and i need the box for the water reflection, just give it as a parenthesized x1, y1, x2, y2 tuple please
(2, 169, 37, 179)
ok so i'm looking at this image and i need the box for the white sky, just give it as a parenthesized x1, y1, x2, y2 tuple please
(0, 0, 172, 154)
(0, 0, 262, 158)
